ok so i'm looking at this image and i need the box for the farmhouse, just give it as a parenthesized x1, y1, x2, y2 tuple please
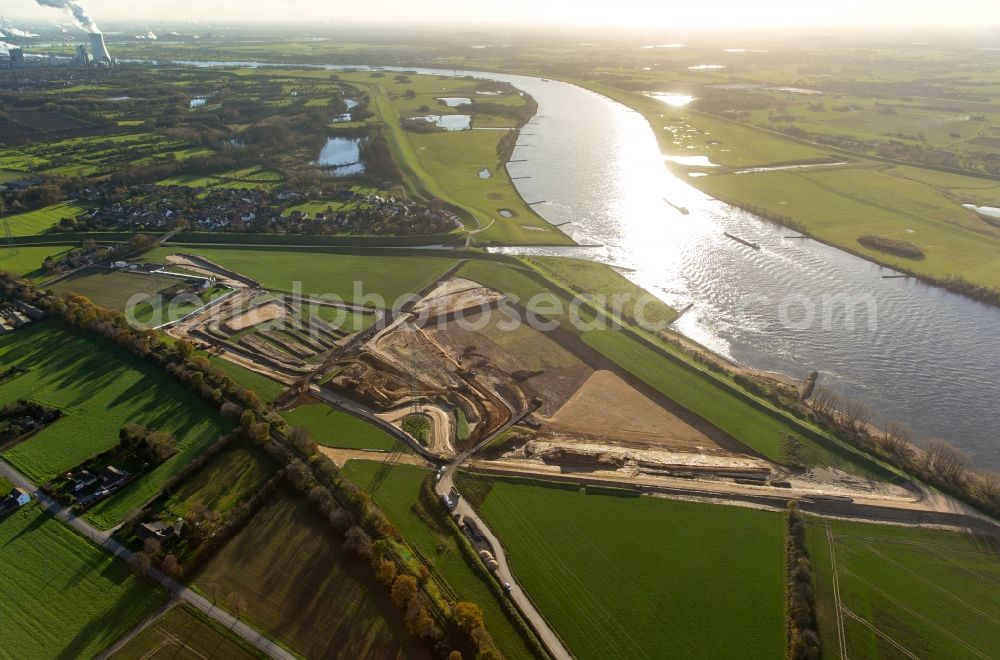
(0, 487, 31, 517)
(138, 518, 185, 542)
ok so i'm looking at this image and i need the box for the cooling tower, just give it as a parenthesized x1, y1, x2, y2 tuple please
(88, 32, 112, 64)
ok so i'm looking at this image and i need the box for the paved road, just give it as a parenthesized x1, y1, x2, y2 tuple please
(434, 411, 573, 660)
(0, 459, 295, 660)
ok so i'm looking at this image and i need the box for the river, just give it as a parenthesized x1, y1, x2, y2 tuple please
(164, 59, 1000, 468)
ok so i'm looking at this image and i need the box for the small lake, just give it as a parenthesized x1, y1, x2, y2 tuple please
(438, 97, 472, 107)
(317, 137, 364, 176)
(498, 209, 513, 218)
(688, 64, 726, 70)
(647, 93, 695, 108)
(963, 204, 1000, 219)
(413, 114, 471, 131)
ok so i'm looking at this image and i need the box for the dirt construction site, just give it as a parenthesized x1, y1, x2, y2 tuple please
(162, 256, 920, 503)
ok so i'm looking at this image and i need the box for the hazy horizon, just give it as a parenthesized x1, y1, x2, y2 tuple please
(5, 0, 1000, 33)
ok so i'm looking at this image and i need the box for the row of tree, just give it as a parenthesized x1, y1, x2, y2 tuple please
(811, 386, 1000, 518)
(785, 502, 820, 660)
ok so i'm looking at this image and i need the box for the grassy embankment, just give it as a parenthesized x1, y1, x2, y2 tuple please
(281, 403, 400, 451)
(462, 474, 786, 660)
(806, 516, 1000, 659)
(0, 322, 230, 529)
(0, 504, 166, 658)
(109, 604, 264, 659)
(194, 490, 428, 659)
(340, 460, 539, 660)
(339, 71, 574, 246)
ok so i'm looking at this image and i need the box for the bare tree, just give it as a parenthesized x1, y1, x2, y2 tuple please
(841, 399, 874, 433)
(811, 386, 841, 417)
(924, 438, 969, 485)
(227, 591, 248, 620)
(128, 551, 151, 576)
(881, 421, 914, 457)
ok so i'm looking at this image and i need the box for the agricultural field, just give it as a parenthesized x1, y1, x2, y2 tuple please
(340, 460, 537, 660)
(194, 490, 428, 659)
(806, 517, 1000, 659)
(49, 267, 190, 311)
(465, 475, 786, 660)
(4, 201, 88, 236)
(0, 504, 166, 658)
(0, 323, 230, 528)
(0, 245, 74, 279)
(158, 166, 284, 191)
(146, 246, 456, 304)
(109, 604, 263, 660)
(160, 441, 275, 518)
(281, 403, 400, 451)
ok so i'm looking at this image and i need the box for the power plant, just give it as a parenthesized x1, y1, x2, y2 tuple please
(88, 32, 112, 64)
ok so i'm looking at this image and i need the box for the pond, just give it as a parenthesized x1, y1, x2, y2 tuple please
(438, 97, 472, 107)
(189, 97, 208, 108)
(963, 204, 1000, 219)
(479, 169, 491, 179)
(316, 137, 365, 176)
(688, 64, 726, 70)
(412, 114, 471, 131)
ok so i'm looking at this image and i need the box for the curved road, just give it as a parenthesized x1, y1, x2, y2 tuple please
(0, 459, 295, 660)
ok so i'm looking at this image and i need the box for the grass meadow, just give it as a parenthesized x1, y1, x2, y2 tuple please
(0, 245, 74, 279)
(161, 441, 275, 518)
(0, 323, 230, 528)
(806, 517, 1000, 659)
(146, 246, 456, 304)
(468, 475, 786, 660)
(49, 267, 186, 311)
(0, 504, 166, 658)
(281, 403, 400, 451)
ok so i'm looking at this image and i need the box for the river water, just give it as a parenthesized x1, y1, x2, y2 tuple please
(167, 60, 1000, 468)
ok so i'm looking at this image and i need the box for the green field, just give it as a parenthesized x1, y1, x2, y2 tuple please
(696, 165, 1000, 288)
(341, 460, 537, 660)
(109, 604, 263, 659)
(806, 517, 1000, 659)
(281, 403, 401, 451)
(208, 354, 286, 401)
(161, 441, 275, 517)
(4, 201, 88, 237)
(468, 476, 786, 660)
(0, 245, 74, 279)
(146, 246, 455, 304)
(0, 504, 166, 657)
(49, 267, 187, 311)
(194, 491, 428, 659)
(0, 323, 230, 528)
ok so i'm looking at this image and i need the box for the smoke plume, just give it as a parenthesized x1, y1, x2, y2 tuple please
(34, 0, 100, 33)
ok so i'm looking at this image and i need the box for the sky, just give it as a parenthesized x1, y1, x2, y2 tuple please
(6, 0, 1000, 31)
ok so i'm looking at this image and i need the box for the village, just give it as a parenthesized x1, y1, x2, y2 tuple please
(61, 183, 462, 235)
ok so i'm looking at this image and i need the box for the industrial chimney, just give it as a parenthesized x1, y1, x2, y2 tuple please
(88, 32, 112, 64)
